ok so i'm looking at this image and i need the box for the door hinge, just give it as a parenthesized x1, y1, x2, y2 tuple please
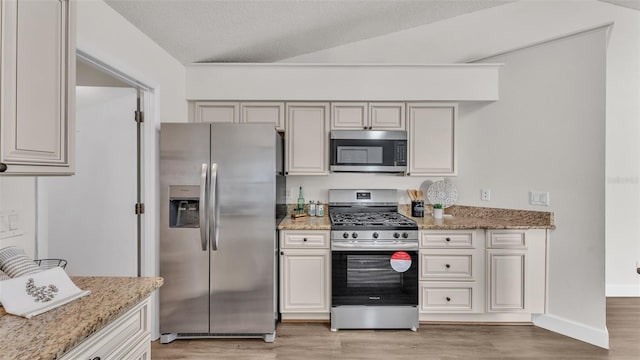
(135, 110, 144, 123)
(135, 203, 145, 215)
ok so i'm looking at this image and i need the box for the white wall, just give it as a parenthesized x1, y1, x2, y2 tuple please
(76, 0, 187, 124)
(286, 0, 640, 298)
(0, 178, 36, 258)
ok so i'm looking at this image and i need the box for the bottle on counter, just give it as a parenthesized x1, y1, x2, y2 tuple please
(317, 202, 325, 217)
(309, 200, 316, 216)
(297, 186, 304, 214)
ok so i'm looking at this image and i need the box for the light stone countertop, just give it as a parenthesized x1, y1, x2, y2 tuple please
(0, 276, 163, 360)
(277, 205, 555, 230)
(401, 204, 555, 230)
(277, 214, 331, 230)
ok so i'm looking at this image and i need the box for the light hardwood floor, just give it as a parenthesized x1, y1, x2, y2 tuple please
(152, 298, 639, 359)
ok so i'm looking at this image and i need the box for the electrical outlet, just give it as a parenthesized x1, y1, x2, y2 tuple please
(481, 188, 491, 201)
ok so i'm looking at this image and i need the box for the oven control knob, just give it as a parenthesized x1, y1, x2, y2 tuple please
(342, 232, 349, 239)
(372, 232, 379, 239)
(402, 232, 409, 239)
(352, 232, 358, 239)
(393, 232, 400, 239)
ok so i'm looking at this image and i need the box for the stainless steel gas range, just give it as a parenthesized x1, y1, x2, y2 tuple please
(328, 189, 419, 332)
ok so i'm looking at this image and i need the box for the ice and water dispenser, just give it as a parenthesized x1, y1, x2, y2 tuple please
(168, 185, 200, 228)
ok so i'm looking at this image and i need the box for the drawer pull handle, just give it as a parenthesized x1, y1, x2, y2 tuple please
(445, 264, 451, 269)
(446, 297, 451, 302)
(303, 238, 308, 242)
(445, 237, 451, 242)
(0, 163, 6, 172)
(91, 357, 101, 360)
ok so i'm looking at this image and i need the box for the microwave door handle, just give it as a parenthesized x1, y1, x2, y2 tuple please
(209, 163, 219, 252)
(199, 163, 208, 251)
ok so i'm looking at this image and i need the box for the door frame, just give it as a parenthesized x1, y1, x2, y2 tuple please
(78, 50, 156, 278)
(37, 50, 157, 279)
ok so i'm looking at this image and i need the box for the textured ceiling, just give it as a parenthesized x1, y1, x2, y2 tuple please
(104, 0, 513, 64)
(599, 0, 640, 11)
(104, 0, 639, 64)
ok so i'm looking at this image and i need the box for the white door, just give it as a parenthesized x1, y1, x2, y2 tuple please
(38, 86, 138, 276)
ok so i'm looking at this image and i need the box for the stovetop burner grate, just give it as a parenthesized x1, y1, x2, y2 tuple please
(330, 211, 417, 230)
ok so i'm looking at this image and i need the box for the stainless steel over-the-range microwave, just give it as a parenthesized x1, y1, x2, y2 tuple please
(330, 130, 407, 173)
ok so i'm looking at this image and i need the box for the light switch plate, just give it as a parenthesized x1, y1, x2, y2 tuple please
(0, 210, 24, 239)
(530, 190, 550, 206)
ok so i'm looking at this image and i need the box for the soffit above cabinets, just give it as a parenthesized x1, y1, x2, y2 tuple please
(186, 64, 501, 102)
(104, 0, 514, 64)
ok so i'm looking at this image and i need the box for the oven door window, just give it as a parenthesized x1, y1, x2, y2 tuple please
(332, 251, 418, 306)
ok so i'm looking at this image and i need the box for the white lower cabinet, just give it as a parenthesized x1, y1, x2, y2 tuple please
(419, 230, 483, 319)
(60, 296, 151, 360)
(419, 229, 547, 322)
(486, 229, 547, 315)
(487, 250, 526, 312)
(279, 230, 331, 320)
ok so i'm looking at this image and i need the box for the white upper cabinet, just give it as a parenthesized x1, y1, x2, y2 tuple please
(369, 102, 405, 130)
(331, 102, 404, 130)
(285, 102, 329, 175)
(194, 101, 239, 123)
(407, 102, 457, 176)
(194, 101, 285, 131)
(331, 102, 368, 129)
(240, 102, 285, 131)
(0, 0, 76, 175)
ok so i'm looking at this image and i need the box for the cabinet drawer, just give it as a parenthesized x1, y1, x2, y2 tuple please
(61, 298, 150, 360)
(281, 230, 329, 248)
(420, 282, 474, 312)
(487, 230, 526, 248)
(421, 254, 472, 279)
(421, 231, 474, 248)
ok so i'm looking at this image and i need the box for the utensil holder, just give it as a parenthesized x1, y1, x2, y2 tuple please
(411, 200, 424, 217)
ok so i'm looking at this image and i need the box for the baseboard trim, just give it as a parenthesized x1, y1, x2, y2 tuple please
(532, 313, 609, 349)
(606, 284, 640, 297)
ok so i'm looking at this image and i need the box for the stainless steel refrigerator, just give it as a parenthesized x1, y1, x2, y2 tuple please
(159, 123, 285, 343)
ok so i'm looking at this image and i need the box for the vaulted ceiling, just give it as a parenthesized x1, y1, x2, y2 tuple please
(104, 0, 639, 64)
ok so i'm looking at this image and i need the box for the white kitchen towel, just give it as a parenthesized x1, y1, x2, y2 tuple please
(0, 267, 90, 318)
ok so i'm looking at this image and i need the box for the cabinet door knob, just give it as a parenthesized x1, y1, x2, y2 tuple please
(445, 237, 451, 242)
(284, 171, 288, 175)
(0, 163, 6, 172)
(303, 238, 308, 242)
(445, 264, 451, 269)
(280, 251, 284, 255)
(446, 297, 451, 302)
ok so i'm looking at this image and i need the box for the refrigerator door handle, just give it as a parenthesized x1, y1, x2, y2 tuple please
(210, 163, 219, 251)
(199, 163, 208, 251)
